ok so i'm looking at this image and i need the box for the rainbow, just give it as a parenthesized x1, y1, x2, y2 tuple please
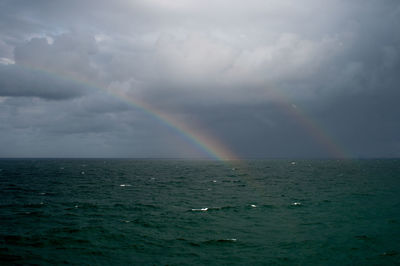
(12, 63, 350, 159)
(271, 89, 351, 159)
(13, 64, 238, 160)
(111, 89, 239, 160)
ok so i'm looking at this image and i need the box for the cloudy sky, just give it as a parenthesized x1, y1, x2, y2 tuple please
(0, 0, 399, 158)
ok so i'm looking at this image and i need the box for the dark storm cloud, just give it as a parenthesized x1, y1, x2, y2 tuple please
(0, 32, 100, 99)
(0, 0, 400, 158)
(0, 64, 86, 99)
(14, 33, 99, 79)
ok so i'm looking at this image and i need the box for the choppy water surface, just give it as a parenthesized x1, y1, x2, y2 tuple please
(1, 159, 399, 265)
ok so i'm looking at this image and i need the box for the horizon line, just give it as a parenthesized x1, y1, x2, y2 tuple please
(0, 156, 398, 160)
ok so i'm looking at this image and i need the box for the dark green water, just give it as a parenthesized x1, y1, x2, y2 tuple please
(1, 159, 399, 265)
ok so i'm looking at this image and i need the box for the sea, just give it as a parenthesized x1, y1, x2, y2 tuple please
(0, 159, 399, 265)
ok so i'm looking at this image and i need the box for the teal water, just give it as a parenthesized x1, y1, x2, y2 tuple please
(0, 159, 399, 265)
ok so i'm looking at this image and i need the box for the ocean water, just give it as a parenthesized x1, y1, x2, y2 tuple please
(0, 159, 399, 265)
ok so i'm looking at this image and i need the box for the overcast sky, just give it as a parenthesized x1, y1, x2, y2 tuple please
(0, 0, 399, 158)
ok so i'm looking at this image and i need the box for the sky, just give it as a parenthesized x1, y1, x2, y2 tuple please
(0, 0, 399, 159)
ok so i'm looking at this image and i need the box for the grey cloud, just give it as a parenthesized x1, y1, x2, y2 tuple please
(0, 32, 101, 100)
(90, 1, 400, 108)
(0, 64, 86, 99)
(14, 33, 99, 80)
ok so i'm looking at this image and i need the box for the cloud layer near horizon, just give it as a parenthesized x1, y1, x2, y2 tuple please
(1, 0, 400, 158)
